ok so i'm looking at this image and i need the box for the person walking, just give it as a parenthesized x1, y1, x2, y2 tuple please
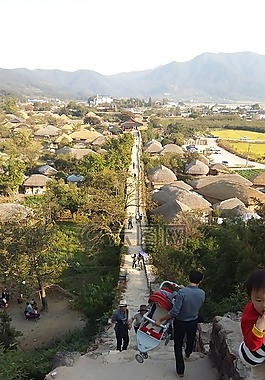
(128, 217, 133, 230)
(131, 305, 148, 333)
(111, 300, 131, 351)
(155, 270, 205, 379)
(131, 253, 137, 269)
(239, 269, 265, 380)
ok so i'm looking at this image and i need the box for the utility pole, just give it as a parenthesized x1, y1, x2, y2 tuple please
(245, 142, 251, 168)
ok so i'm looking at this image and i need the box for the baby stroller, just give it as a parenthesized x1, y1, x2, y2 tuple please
(135, 280, 179, 363)
(24, 310, 40, 321)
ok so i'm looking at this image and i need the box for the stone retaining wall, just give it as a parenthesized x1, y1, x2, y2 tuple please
(209, 314, 251, 380)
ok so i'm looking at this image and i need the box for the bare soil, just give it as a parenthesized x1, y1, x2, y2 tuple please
(7, 293, 86, 351)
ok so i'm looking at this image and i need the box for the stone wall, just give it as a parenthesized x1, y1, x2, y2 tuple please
(209, 313, 251, 380)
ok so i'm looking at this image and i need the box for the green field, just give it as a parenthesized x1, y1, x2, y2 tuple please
(211, 129, 265, 140)
(211, 129, 265, 156)
(230, 141, 265, 155)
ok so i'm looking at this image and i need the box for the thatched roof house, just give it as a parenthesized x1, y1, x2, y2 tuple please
(251, 172, 265, 187)
(0, 203, 31, 222)
(213, 198, 261, 220)
(190, 174, 252, 190)
(91, 136, 108, 146)
(22, 174, 52, 195)
(69, 129, 102, 143)
(153, 186, 211, 211)
(34, 125, 61, 137)
(198, 154, 210, 166)
(196, 181, 265, 206)
(213, 198, 246, 216)
(162, 181, 193, 192)
(209, 163, 231, 175)
(159, 144, 184, 156)
(151, 200, 190, 223)
(55, 133, 73, 144)
(184, 159, 209, 176)
(147, 165, 177, 188)
(56, 146, 98, 160)
(61, 124, 73, 133)
(144, 140, 163, 154)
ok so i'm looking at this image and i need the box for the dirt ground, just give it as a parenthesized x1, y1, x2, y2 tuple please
(7, 293, 86, 351)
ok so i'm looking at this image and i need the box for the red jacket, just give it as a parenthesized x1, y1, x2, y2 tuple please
(241, 301, 264, 351)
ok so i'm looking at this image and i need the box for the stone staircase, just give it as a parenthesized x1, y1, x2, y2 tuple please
(45, 251, 218, 380)
(45, 133, 219, 380)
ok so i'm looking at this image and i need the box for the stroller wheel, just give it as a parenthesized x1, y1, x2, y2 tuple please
(135, 353, 144, 363)
(142, 353, 148, 359)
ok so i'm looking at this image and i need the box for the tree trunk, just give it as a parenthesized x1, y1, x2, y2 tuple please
(39, 287, 48, 312)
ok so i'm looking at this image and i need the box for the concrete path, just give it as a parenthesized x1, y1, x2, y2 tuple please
(45, 132, 218, 380)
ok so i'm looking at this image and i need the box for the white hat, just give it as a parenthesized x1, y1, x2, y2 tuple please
(119, 300, 127, 307)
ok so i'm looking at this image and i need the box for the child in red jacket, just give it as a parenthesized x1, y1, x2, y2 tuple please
(239, 269, 265, 380)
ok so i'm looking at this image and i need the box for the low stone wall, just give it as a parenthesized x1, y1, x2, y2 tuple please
(209, 314, 251, 380)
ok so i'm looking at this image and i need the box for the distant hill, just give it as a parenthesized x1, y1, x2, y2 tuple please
(1, 52, 265, 101)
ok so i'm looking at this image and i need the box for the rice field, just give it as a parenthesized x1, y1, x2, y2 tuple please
(211, 129, 265, 156)
(229, 142, 265, 155)
(211, 129, 265, 140)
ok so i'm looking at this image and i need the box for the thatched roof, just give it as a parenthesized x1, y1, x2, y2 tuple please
(162, 181, 193, 192)
(144, 140, 162, 153)
(147, 165, 177, 185)
(190, 174, 252, 190)
(85, 111, 101, 119)
(34, 125, 61, 136)
(210, 163, 230, 173)
(184, 159, 209, 175)
(56, 146, 98, 159)
(151, 200, 190, 223)
(55, 133, 73, 143)
(198, 154, 210, 166)
(61, 124, 73, 131)
(91, 136, 107, 146)
(23, 174, 52, 187)
(0, 203, 31, 222)
(153, 187, 211, 210)
(214, 198, 260, 219)
(213, 197, 246, 211)
(69, 129, 102, 142)
(38, 165, 58, 176)
(251, 172, 265, 186)
(196, 181, 265, 205)
(232, 205, 261, 220)
(159, 144, 184, 155)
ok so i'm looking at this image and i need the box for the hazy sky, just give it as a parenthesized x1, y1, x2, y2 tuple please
(1, 0, 265, 75)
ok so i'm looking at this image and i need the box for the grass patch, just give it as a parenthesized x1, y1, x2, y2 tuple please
(235, 169, 265, 180)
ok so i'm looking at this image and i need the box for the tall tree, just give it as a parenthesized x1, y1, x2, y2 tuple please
(0, 213, 62, 311)
(0, 158, 25, 195)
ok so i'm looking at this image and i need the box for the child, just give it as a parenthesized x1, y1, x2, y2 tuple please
(131, 305, 148, 333)
(158, 281, 180, 302)
(239, 269, 265, 380)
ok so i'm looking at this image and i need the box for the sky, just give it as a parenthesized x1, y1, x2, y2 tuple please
(1, 0, 265, 75)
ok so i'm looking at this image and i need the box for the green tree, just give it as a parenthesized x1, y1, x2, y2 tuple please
(1, 97, 18, 114)
(1, 130, 42, 169)
(82, 187, 125, 246)
(0, 213, 63, 311)
(45, 179, 88, 219)
(0, 158, 25, 195)
(0, 311, 22, 350)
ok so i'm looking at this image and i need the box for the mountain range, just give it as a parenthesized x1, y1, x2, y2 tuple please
(1, 52, 265, 102)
